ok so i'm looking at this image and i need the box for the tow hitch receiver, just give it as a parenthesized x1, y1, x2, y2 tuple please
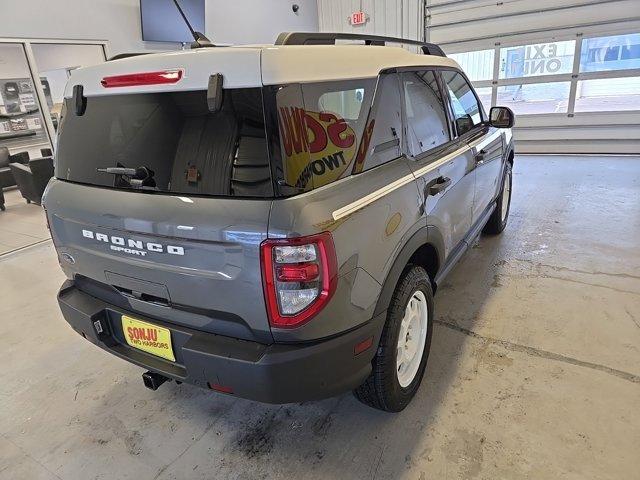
(142, 371, 170, 390)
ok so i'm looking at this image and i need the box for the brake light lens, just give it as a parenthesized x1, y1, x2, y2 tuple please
(276, 263, 319, 282)
(261, 232, 338, 328)
(101, 69, 183, 88)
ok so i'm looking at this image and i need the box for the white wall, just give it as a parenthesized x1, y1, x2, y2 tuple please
(318, 0, 424, 47)
(0, 43, 33, 78)
(0, 0, 319, 55)
(31, 44, 106, 71)
(206, 0, 319, 45)
(0, 0, 171, 55)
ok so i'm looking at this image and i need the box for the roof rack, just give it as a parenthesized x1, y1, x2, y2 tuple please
(274, 32, 446, 57)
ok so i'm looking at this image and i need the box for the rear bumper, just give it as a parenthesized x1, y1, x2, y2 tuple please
(58, 280, 385, 404)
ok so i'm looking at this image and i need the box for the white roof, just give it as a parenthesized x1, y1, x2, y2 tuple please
(65, 44, 461, 97)
(261, 45, 459, 84)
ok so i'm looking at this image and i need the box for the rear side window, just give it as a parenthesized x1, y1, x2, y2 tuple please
(56, 88, 272, 197)
(266, 79, 375, 193)
(402, 71, 450, 156)
(354, 73, 403, 173)
(318, 88, 366, 120)
(442, 70, 483, 135)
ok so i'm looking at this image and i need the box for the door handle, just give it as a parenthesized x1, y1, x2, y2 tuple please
(475, 149, 487, 163)
(428, 176, 451, 196)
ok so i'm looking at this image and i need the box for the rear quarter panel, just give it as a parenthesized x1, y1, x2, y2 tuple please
(268, 158, 421, 342)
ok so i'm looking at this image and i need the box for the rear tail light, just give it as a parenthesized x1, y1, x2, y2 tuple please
(260, 232, 338, 328)
(101, 69, 183, 88)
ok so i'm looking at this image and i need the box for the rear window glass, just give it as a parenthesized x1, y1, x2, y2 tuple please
(55, 88, 272, 197)
(266, 79, 375, 193)
(318, 88, 366, 120)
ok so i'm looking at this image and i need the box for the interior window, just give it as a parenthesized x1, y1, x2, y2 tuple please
(442, 70, 482, 136)
(354, 74, 402, 173)
(402, 71, 450, 156)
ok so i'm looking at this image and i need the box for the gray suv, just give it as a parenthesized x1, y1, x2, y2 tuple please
(44, 33, 515, 411)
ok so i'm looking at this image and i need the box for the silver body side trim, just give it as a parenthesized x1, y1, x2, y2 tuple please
(332, 143, 471, 221)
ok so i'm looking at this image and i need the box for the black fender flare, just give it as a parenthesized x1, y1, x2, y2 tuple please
(373, 226, 444, 317)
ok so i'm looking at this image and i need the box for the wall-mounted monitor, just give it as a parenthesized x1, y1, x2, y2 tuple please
(140, 0, 205, 43)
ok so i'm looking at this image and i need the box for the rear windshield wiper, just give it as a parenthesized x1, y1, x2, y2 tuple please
(97, 165, 157, 189)
(96, 167, 137, 176)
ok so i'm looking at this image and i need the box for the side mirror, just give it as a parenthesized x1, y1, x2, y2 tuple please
(489, 106, 515, 128)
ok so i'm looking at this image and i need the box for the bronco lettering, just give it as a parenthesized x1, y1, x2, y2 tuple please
(82, 229, 185, 256)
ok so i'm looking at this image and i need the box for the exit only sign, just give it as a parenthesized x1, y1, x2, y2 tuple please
(349, 11, 368, 26)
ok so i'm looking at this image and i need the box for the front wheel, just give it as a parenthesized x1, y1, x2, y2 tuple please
(483, 161, 512, 235)
(353, 266, 434, 412)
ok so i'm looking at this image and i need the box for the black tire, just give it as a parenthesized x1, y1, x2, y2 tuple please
(0, 205, 5, 211)
(354, 265, 434, 412)
(483, 161, 512, 235)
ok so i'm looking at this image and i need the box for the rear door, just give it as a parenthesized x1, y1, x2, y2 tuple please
(45, 86, 274, 343)
(401, 69, 476, 259)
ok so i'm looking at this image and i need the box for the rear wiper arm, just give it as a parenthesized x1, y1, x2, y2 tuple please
(96, 165, 157, 189)
(96, 167, 138, 176)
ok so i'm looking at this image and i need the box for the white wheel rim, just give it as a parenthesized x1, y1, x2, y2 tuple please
(501, 172, 511, 222)
(396, 290, 429, 388)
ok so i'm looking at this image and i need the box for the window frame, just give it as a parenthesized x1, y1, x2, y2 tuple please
(264, 78, 377, 193)
(392, 66, 488, 163)
(55, 88, 276, 199)
(439, 68, 487, 139)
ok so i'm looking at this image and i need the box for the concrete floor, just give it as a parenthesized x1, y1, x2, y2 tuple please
(1, 155, 639, 480)
(0, 189, 50, 255)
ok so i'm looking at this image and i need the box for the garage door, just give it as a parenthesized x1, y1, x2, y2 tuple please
(446, 32, 640, 154)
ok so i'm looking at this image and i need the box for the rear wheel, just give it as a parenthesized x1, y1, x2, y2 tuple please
(483, 161, 512, 235)
(354, 266, 434, 412)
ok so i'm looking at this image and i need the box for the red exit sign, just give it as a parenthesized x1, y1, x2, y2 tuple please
(350, 11, 367, 26)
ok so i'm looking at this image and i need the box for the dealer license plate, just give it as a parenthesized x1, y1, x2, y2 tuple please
(121, 315, 175, 362)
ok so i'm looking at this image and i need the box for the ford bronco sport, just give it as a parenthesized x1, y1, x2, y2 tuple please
(44, 32, 515, 412)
